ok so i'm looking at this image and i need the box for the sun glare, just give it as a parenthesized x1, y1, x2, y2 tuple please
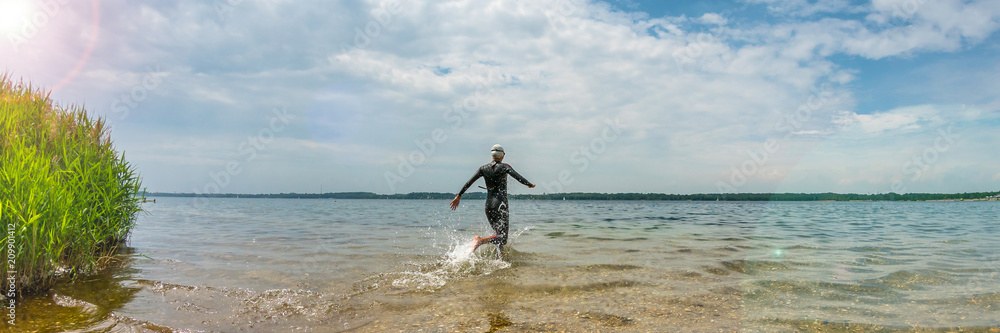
(0, 0, 36, 35)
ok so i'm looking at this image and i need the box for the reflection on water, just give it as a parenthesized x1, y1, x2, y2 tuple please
(15, 199, 1000, 332)
(17, 252, 148, 332)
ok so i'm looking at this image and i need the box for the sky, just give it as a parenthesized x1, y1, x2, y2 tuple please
(1, 0, 999, 195)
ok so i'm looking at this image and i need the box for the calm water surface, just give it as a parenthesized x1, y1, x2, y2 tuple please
(18, 198, 1000, 332)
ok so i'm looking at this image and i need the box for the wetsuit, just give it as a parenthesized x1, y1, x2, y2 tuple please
(458, 161, 533, 250)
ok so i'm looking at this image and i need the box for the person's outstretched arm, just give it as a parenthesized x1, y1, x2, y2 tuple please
(506, 165, 535, 188)
(451, 168, 483, 210)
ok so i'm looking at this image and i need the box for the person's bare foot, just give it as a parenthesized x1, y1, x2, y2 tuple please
(471, 235, 498, 252)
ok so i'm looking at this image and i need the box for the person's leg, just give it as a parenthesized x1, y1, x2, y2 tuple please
(488, 203, 509, 251)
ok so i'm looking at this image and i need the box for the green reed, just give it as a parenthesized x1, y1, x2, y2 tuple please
(1, 74, 143, 294)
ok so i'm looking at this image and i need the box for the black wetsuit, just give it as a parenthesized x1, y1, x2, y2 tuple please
(458, 161, 533, 250)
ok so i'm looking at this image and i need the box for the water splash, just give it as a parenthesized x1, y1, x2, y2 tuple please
(445, 237, 478, 263)
(390, 236, 511, 292)
(512, 225, 536, 239)
(387, 225, 541, 293)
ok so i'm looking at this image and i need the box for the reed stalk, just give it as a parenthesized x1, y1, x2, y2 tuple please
(1, 74, 143, 295)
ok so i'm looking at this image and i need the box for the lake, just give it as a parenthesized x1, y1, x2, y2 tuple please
(17, 198, 1000, 332)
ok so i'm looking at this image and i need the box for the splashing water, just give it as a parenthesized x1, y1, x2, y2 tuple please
(388, 226, 535, 292)
(446, 238, 478, 263)
(391, 238, 510, 291)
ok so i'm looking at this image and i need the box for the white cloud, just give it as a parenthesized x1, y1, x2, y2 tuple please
(3, 0, 998, 193)
(699, 13, 727, 25)
(833, 105, 944, 134)
(749, 0, 864, 16)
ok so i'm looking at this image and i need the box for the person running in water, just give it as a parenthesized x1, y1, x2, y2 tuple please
(450, 144, 535, 252)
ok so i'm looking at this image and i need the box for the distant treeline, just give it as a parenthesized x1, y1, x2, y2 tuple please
(148, 191, 1000, 201)
(149, 191, 470, 200)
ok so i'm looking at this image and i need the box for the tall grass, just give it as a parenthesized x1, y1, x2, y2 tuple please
(1, 74, 143, 294)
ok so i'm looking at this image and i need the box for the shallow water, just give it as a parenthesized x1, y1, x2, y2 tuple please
(15, 198, 1000, 332)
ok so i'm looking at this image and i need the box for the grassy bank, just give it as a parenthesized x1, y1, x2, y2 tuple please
(0, 74, 143, 295)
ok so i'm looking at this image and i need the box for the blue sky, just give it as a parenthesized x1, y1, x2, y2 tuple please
(2, 0, 998, 195)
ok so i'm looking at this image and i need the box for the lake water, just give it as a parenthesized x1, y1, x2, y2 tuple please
(17, 198, 1000, 332)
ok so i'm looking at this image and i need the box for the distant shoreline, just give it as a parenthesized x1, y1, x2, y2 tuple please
(145, 191, 1000, 202)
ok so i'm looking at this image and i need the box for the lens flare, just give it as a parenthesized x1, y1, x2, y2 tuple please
(0, 0, 35, 34)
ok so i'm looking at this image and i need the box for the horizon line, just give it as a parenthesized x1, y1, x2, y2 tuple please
(144, 190, 1000, 196)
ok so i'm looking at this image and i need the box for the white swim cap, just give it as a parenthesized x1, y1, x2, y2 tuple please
(490, 144, 504, 158)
